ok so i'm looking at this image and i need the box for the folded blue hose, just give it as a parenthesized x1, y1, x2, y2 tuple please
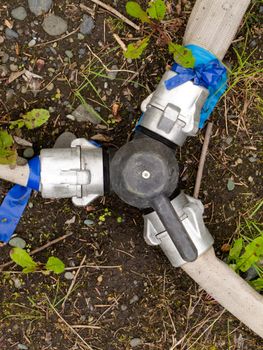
(0, 156, 40, 243)
(165, 44, 228, 128)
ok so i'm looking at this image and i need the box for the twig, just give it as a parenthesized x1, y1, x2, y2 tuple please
(34, 27, 79, 47)
(46, 296, 94, 350)
(0, 232, 73, 271)
(113, 33, 127, 51)
(89, 0, 140, 31)
(193, 122, 213, 199)
(62, 255, 86, 309)
(80, 3, 96, 17)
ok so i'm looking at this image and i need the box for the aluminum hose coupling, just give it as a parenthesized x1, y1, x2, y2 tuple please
(143, 192, 214, 267)
(39, 138, 109, 206)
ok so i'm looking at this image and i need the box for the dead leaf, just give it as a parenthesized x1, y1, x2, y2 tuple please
(13, 136, 33, 147)
(91, 134, 113, 142)
(15, 43, 20, 55)
(7, 69, 25, 84)
(86, 205, 96, 212)
(65, 216, 76, 225)
(221, 243, 231, 252)
(5, 19, 13, 29)
(112, 102, 120, 117)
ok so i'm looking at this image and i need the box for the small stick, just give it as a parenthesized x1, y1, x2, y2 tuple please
(113, 33, 127, 51)
(89, 0, 140, 31)
(80, 3, 96, 17)
(0, 232, 73, 271)
(62, 255, 86, 309)
(193, 122, 213, 199)
(34, 27, 79, 47)
(46, 296, 94, 350)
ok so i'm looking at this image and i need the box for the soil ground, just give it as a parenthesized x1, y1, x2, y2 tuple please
(0, 1, 262, 349)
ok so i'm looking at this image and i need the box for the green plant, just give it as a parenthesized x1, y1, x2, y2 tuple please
(228, 200, 263, 291)
(10, 247, 65, 275)
(9, 108, 50, 130)
(0, 130, 17, 165)
(124, 0, 195, 67)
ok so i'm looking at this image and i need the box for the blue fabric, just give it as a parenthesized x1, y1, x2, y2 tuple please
(165, 45, 228, 128)
(0, 156, 40, 243)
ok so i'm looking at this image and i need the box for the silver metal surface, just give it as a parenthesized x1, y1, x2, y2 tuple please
(40, 138, 104, 206)
(140, 70, 209, 146)
(143, 192, 214, 267)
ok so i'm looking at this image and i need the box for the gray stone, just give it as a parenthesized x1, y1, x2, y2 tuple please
(42, 15, 68, 36)
(0, 65, 8, 77)
(28, 0, 53, 16)
(11, 6, 27, 21)
(84, 219, 94, 226)
(23, 148, 34, 159)
(129, 295, 139, 304)
(260, 6, 263, 14)
(64, 272, 74, 280)
(65, 50, 73, 59)
(107, 65, 118, 80)
(227, 179, 235, 191)
(77, 33, 85, 40)
(130, 338, 142, 348)
(121, 304, 128, 311)
(9, 237, 26, 249)
(5, 28, 19, 40)
(10, 64, 18, 72)
(28, 38, 37, 47)
(12, 277, 22, 289)
(18, 344, 28, 350)
(80, 15, 95, 35)
(1, 52, 9, 63)
(71, 104, 101, 124)
(54, 132, 76, 149)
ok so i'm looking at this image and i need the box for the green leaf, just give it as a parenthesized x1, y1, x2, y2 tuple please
(250, 278, 263, 292)
(147, 0, 166, 21)
(236, 236, 263, 272)
(0, 148, 17, 165)
(168, 42, 195, 68)
(22, 109, 50, 130)
(10, 248, 37, 273)
(45, 257, 65, 274)
(124, 37, 150, 59)
(229, 238, 243, 262)
(126, 2, 151, 23)
(9, 120, 25, 130)
(0, 130, 13, 148)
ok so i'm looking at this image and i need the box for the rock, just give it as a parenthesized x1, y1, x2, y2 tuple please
(10, 64, 18, 72)
(1, 52, 9, 63)
(0, 65, 8, 77)
(64, 271, 74, 280)
(23, 148, 34, 158)
(9, 237, 26, 249)
(71, 104, 101, 124)
(42, 14, 68, 36)
(225, 136, 233, 145)
(107, 65, 118, 80)
(80, 15, 95, 35)
(129, 295, 139, 304)
(84, 219, 94, 226)
(130, 338, 142, 348)
(28, 0, 53, 16)
(227, 179, 235, 191)
(248, 156, 257, 163)
(77, 33, 85, 40)
(65, 50, 73, 59)
(11, 6, 27, 21)
(54, 132, 76, 148)
(16, 157, 28, 166)
(28, 38, 37, 47)
(12, 277, 22, 289)
(28, 202, 34, 209)
(121, 304, 127, 311)
(18, 344, 28, 350)
(5, 28, 19, 40)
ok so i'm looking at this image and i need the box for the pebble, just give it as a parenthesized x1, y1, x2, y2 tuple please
(54, 132, 76, 148)
(84, 219, 94, 226)
(130, 338, 142, 348)
(0, 36, 4, 44)
(248, 176, 253, 183)
(225, 136, 233, 145)
(10, 64, 18, 72)
(107, 65, 118, 80)
(77, 33, 85, 40)
(80, 14, 95, 35)
(227, 179, 235, 191)
(0, 65, 8, 77)
(65, 50, 73, 59)
(46, 82, 54, 91)
(64, 271, 74, 280)
(9, 237, 26, 249)
(11, 6, 27, 21)
(18, 344, 28, 350)
(121, 304, 128, 311)
(28, 0, 53, 16)
(23, 148, 34, 159)
(42, 14, 68, 36)
(28, 202, 34, 209)
(5, 28, 19, 40)
(12, 277, 22, 289)
(129, 295, 139, 304)
(248, 156, 257, 163)
(1, 52, 9, 63)
(71, 104, 101, 124)
(28, 38, 37, 47)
